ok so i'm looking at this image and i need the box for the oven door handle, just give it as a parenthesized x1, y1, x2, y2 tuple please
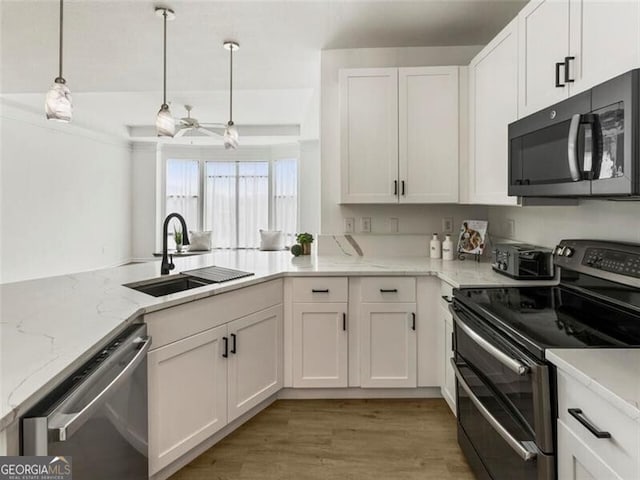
(450, 305, 530, 376)
(451, 359, 538, 462)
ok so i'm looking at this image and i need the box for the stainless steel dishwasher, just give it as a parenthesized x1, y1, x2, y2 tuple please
(21, 323, 151, 479)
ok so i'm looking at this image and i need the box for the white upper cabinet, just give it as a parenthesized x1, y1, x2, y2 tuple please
(518, 0, 640, 117)
(340, 68, 399, 203)
(468, 18, 520, 205)
(340, 66, 460, 204)
(568, 0, 640, 95)
(518, 0, 571, 117)
(398, 67, 459, 203)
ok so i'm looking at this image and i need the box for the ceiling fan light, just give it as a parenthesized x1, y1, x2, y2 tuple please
(156, 104, 175, 137)
(224, 123, 239, 150)
(45, 78, 72, 123)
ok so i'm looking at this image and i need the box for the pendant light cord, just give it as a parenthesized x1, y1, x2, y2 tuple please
(162, 9, 167, 106)
(229, 45, 233, 124)
(58, 0, 64, 80)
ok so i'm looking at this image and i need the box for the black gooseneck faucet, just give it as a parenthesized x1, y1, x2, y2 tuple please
(161, 213, 190, 275)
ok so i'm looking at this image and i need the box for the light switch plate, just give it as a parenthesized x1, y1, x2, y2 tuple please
(388, 217, 399, 233)
(361, 217, 371, 233)
(344, 218, 355, 233)
(442, 217, 454, 234)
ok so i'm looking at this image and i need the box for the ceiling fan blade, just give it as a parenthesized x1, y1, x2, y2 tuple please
(174, 127, 192, 138)
(199, 123, 225, 128)
(197, 127, 222, 137)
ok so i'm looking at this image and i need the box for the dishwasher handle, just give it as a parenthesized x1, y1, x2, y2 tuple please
(47, 329, 151, 442)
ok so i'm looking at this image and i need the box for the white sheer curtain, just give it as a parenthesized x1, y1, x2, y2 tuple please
(166, 159, 199, 248)
(204, 162, 236, 248)
(238, 162, 269, 248)
(273, 158, 298, 246)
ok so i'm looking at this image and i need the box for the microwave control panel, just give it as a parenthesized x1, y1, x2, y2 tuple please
(582, 248, 640, 278)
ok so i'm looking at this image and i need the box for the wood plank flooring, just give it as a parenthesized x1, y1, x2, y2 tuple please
(170, 399, 474, 480)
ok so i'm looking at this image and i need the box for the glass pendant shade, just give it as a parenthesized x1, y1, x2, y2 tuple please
(223, 122, 239, 150)
(45, 79, 72, 123)
(156, 104, 175, 137)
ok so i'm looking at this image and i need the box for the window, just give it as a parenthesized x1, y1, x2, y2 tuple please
(165, 157, 297, 249)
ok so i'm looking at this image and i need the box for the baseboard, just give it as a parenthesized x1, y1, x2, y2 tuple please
(278, 387, 442, 399)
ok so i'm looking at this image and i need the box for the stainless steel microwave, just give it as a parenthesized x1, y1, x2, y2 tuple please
(508, 69, 639, 197)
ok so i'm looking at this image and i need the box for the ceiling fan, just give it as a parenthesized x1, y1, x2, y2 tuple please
(174, 105, 224, 138)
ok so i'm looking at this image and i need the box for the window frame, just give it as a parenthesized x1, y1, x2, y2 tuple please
(160, 146, 299, 250)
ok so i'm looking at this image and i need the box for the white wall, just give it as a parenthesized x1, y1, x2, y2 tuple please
(131, 143, 161, 261)
(298, 139, 321, 235)
(320, 45, 484, 234)
(0, 104, 132, 283)
(488, 200, 640, 248)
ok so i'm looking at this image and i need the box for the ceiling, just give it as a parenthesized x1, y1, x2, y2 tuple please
(0, 0, 526, 140)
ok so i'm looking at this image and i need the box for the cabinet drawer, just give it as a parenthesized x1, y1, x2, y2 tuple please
(360, 277, 416, 303)
(557, 370, 639, 480)
(292, 277, 348, 303)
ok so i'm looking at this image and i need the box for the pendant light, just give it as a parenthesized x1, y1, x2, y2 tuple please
(45, 0, 72, 122)
(155, 7, 176, 137)
(223, 41, 240, 150)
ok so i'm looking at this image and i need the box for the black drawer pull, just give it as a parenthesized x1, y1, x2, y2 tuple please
(222, 336, 229, 358)
(568, 408, 611, 439)
(343, 313, 347, 331)
(441, 295, 453, 304)
(312, 289, 329, 293)
(555, 61, 565, 88)
(230, 333, 237, 354)
(411, 312, 416, 331)
(380, 289, 398, 293)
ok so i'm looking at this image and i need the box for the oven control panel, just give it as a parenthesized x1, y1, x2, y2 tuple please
(582, 248, 640, 277)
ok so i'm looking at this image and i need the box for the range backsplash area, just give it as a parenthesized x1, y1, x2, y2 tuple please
(488, 200, 640, 248)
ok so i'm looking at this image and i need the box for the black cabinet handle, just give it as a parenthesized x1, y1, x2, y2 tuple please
(441, 295, 453, 304)
(230, 333, 237, 354)
(380, 288, 398, 293)
(411, 312, 416, 331)
(343, 313, 347, 331)
(451, 331, 455, 352)
(555, 62, 565, 88)
(312, 289, 329, 293)
(401, 180, 405, 196)
(222, 336, 228, 358)
(515, 179, 523, 185)
(568, 408, 611, 439)
(564, 56, 575, 83)
(394, 180, 398, 196)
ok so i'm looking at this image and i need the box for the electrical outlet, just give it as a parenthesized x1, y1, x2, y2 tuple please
(361, 217, 371, 233)
(504, 219, 516, 238)
(344, 218, 355, 233)
(389, 217, 399, 233)
(442, 217, 454, 234)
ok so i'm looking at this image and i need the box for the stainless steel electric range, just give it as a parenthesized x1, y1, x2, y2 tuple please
(451, 239, 640, 480)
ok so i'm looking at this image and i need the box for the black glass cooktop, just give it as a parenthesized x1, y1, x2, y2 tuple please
(455, 284, 640, 360)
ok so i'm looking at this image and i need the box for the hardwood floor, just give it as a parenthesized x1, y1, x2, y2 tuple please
(170, 399, 474, 480)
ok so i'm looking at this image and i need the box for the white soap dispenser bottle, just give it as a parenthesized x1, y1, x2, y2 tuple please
(443, 234, 454, 261)
(430, 233, 442, 259)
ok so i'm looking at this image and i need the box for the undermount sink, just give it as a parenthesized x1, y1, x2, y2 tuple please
(124, 274, 213, 297)
(124, 266, 254, 297)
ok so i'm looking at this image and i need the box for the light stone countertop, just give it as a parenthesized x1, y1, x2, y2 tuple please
(547, 349, 640, 423)
(0, 250, 558, 431)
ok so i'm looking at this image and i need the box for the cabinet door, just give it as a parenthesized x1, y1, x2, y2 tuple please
(569, 0, 640, 96)
(292, 303, 348, 388)
(398, 66, 459, 203)
(340, 68, 399, 204)
(442, 310, 456, 415)
(557, 419, 623, 480)
(227, 305, 283, 422)
(469, 18, 520, 206)
(148, 325, 228, 475)
(360, 303, 417, 388)
(518, 0, 570, 117)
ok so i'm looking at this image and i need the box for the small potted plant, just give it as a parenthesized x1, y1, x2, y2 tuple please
(295, 232, 314, 255)
(174, 226, 184, 253)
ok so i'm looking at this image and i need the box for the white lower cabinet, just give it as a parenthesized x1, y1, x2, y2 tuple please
(147, 300, 283, 475)
(292, 302, 348, 388)
(557, 419, 622, 480)
(359, 302, 417, 388)
(227, 305, 283, 422)
(441, 303, 456, 414)
(148, 325, 228, 475)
